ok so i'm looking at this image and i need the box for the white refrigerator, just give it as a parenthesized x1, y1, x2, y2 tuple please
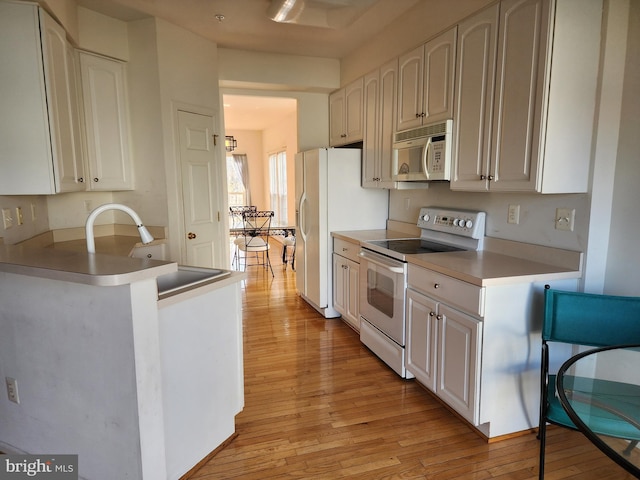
(295, 148, 389, 318)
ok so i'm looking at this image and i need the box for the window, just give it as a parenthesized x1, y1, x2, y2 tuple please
(226, 155, 246, 207)
(269, 150, 287, 225)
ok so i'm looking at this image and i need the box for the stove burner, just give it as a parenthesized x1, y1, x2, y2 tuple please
(368, 239, 465, 255)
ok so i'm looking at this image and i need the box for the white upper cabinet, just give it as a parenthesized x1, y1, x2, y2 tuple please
(0, 3, 84, 195)
(79, 51, 134, 191)
(40, 12, 86, 193)
(397, 27, 457, 132)
(452, 0, 603, 193)
(362, 60, 400, 189)
(329, 77, 364, 146)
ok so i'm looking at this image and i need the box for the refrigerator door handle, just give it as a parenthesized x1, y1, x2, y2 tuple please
(298, 194, 308, 241)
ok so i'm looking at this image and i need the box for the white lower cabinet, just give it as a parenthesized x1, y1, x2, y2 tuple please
(406, 263, 578, 438)
(332, 238, 361, 331)
(407, 286, 482, 425)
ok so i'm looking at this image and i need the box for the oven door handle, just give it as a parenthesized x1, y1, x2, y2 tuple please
(358, 250, 405, 274)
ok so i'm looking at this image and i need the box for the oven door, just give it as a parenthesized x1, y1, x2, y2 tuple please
(358, 248, 407, 345)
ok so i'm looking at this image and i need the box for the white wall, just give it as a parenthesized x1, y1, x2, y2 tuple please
(604, 0, 640, 295)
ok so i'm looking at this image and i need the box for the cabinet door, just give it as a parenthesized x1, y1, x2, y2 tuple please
(41, 12, 85, 193)
(80, 52, 134, 191)
(406, 289, 438, 390)
(362, 71, 380, 187)
(423, 26, 457, 124)
(345, 258, 360, 330)
(332, 253, 347, 317)
(344, 78, 364, 142)
(396, 45, 424, 131)
(329, 89, 345, 146)
(490, 0, 549, 192)
(438, 304, 482, 425)
(378, 59, 398, 188)
(451, 4, 499, 192)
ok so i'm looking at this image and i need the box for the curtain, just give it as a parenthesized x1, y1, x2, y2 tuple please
(232, 154, 251, 206)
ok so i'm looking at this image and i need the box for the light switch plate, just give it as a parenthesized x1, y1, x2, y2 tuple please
(507, 204, 520, 224)
(2, 208, 13, 229)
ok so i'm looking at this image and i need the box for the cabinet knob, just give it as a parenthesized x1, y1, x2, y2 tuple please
(436, 314, 443, 321)
(434, 283, 440, 289)
(480, 175, 486, 180)
(78, 177, 84, 183)
(187, 232, 197, 239)
(93, 178, 99, 182)
(429, 311, 435, 317)
(487, 175, 494, 181)
(146, 254, 152, 258)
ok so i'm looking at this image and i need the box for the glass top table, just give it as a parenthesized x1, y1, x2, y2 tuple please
(557, 344, 640, 477)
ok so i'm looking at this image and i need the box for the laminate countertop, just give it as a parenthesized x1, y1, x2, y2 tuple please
(332, 230, 582, 287)
(0, 244, 176, 286)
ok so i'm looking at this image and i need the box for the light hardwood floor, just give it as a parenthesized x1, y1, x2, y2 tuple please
(191, 252, 637, 479)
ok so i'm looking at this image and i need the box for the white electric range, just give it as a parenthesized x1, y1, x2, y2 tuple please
(358, 207, 486, 378)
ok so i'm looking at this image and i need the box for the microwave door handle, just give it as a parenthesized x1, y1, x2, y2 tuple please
(422, 137, 432, 180)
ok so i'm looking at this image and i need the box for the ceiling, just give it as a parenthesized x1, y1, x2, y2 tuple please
(76, 0, 421, 131)
(77, 0, 422, 59)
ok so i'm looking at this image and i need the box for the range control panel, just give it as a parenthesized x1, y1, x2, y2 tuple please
(417, 207, 486, 239)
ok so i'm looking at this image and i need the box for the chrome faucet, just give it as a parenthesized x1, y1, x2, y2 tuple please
(85, 203, 154, 254)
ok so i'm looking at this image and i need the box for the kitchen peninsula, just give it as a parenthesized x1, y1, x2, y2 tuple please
(0, 245, 245, 480)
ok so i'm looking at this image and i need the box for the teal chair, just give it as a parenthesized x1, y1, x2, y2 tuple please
(538, 287, 640, 479)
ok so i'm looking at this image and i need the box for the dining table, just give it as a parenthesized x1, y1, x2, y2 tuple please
(229, 222, 296, 265)
(556, 344, 640, 477)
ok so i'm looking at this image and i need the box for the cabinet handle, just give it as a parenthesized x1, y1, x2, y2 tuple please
(93, 178, 99, 182)
(433, 283, 440, 289)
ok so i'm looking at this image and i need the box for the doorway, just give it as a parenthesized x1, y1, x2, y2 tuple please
(222, 94, 298, 225)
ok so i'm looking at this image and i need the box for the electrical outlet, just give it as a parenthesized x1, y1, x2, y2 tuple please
(555, 208, 575, 231)
(2, 208, 13, 229)
(507, 204, 520, 224)
(15, 207, 24, 226)
(5, 377, 19, 404)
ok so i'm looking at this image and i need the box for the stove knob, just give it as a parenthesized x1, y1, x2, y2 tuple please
(465, 220, 474, 229)
(453, 218, 460, 227)
(422, 214, 430, 222)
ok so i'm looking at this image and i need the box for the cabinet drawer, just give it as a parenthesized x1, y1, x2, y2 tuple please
(408, 264, 484, 317)
(333, 238, 360, 263)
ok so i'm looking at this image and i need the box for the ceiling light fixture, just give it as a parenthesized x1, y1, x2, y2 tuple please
(225, 135, 237, 152)
(267, 0, 305, 23)
(214, 14, 225, 23)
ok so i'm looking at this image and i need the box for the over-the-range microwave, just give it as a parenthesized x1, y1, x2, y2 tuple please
(392, 119, 452, 182)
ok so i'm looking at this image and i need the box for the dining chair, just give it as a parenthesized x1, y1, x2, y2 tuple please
(538, 287, 640, 479)
(230, 206, 257, 268)
(237, 210, 274, 276)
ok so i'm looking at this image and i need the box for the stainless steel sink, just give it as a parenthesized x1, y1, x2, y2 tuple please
(157, 265, 232, 299)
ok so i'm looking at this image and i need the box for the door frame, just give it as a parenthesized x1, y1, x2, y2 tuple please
(167, 101, 229, 267)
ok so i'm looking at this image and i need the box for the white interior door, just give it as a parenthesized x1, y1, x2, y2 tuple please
(177, 110, 221, 267)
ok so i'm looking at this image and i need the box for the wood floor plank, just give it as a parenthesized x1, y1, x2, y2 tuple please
(188, 261, 636, 479)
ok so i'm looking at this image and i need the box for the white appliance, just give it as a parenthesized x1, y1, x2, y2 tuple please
(295, 148, 389, 318)
(359, 207, 486, 378)
(392, 120, 453, 182)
